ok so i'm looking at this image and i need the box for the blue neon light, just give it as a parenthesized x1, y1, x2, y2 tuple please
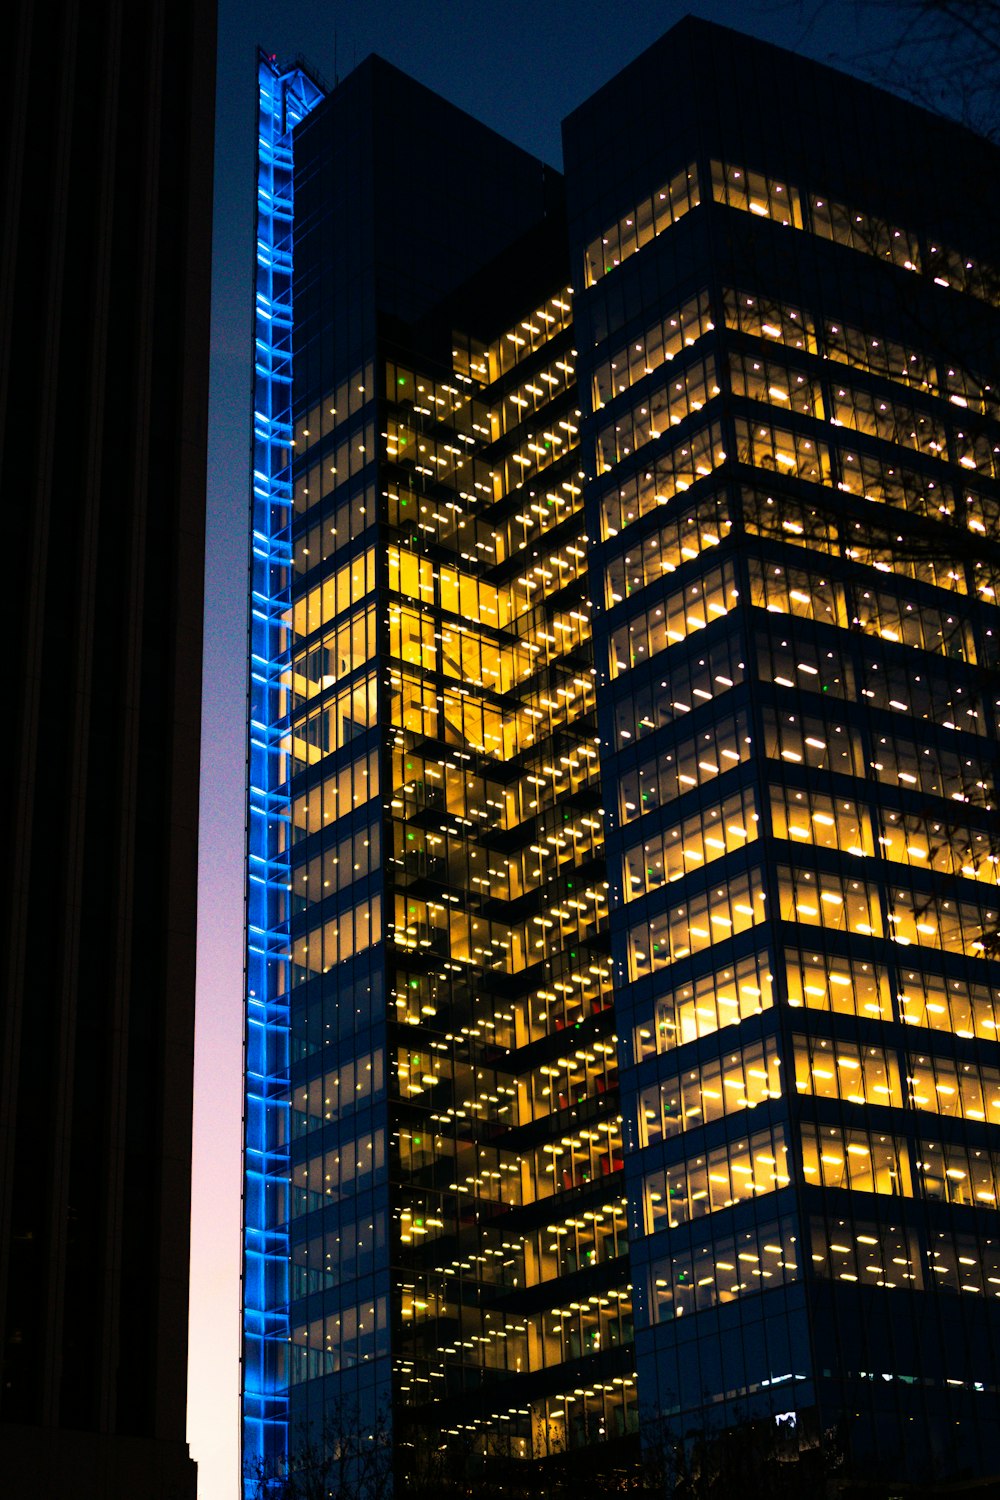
(242, 52, 325, 1497)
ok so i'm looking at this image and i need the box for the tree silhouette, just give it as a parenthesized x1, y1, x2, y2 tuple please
(787, 0, 1000, 143)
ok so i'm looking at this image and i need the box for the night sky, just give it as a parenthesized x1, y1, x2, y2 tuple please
(192, 3, 933, 1494)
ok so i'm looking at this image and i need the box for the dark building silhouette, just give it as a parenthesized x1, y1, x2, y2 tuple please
(1, 2, 215, 1495)
(244, 20, 1000, 1495)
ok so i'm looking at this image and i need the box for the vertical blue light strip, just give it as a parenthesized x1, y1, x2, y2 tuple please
(243, 52, 325, 1496)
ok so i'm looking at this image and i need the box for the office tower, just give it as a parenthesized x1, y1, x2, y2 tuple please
(1, 3, 214, 1497)
(245, 20, 1000, 1493)
(245, 54, 624, 1494)
(571, 22, 1000, 1486)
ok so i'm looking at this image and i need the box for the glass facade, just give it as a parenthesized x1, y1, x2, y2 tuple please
(569, 18, 1000, 1487)
(245, 21, 1000, 1494)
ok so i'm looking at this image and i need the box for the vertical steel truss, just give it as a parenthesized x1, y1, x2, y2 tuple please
(243, 53, 325, 1495)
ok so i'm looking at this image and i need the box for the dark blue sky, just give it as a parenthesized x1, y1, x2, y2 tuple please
(191, 4, 937, 1495)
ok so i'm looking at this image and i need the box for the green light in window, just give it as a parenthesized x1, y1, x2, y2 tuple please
(399, 377, 406, 385)
(413, 1136, 421, 1145)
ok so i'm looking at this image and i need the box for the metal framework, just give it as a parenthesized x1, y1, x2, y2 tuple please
(243, 52, 325, 1493)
